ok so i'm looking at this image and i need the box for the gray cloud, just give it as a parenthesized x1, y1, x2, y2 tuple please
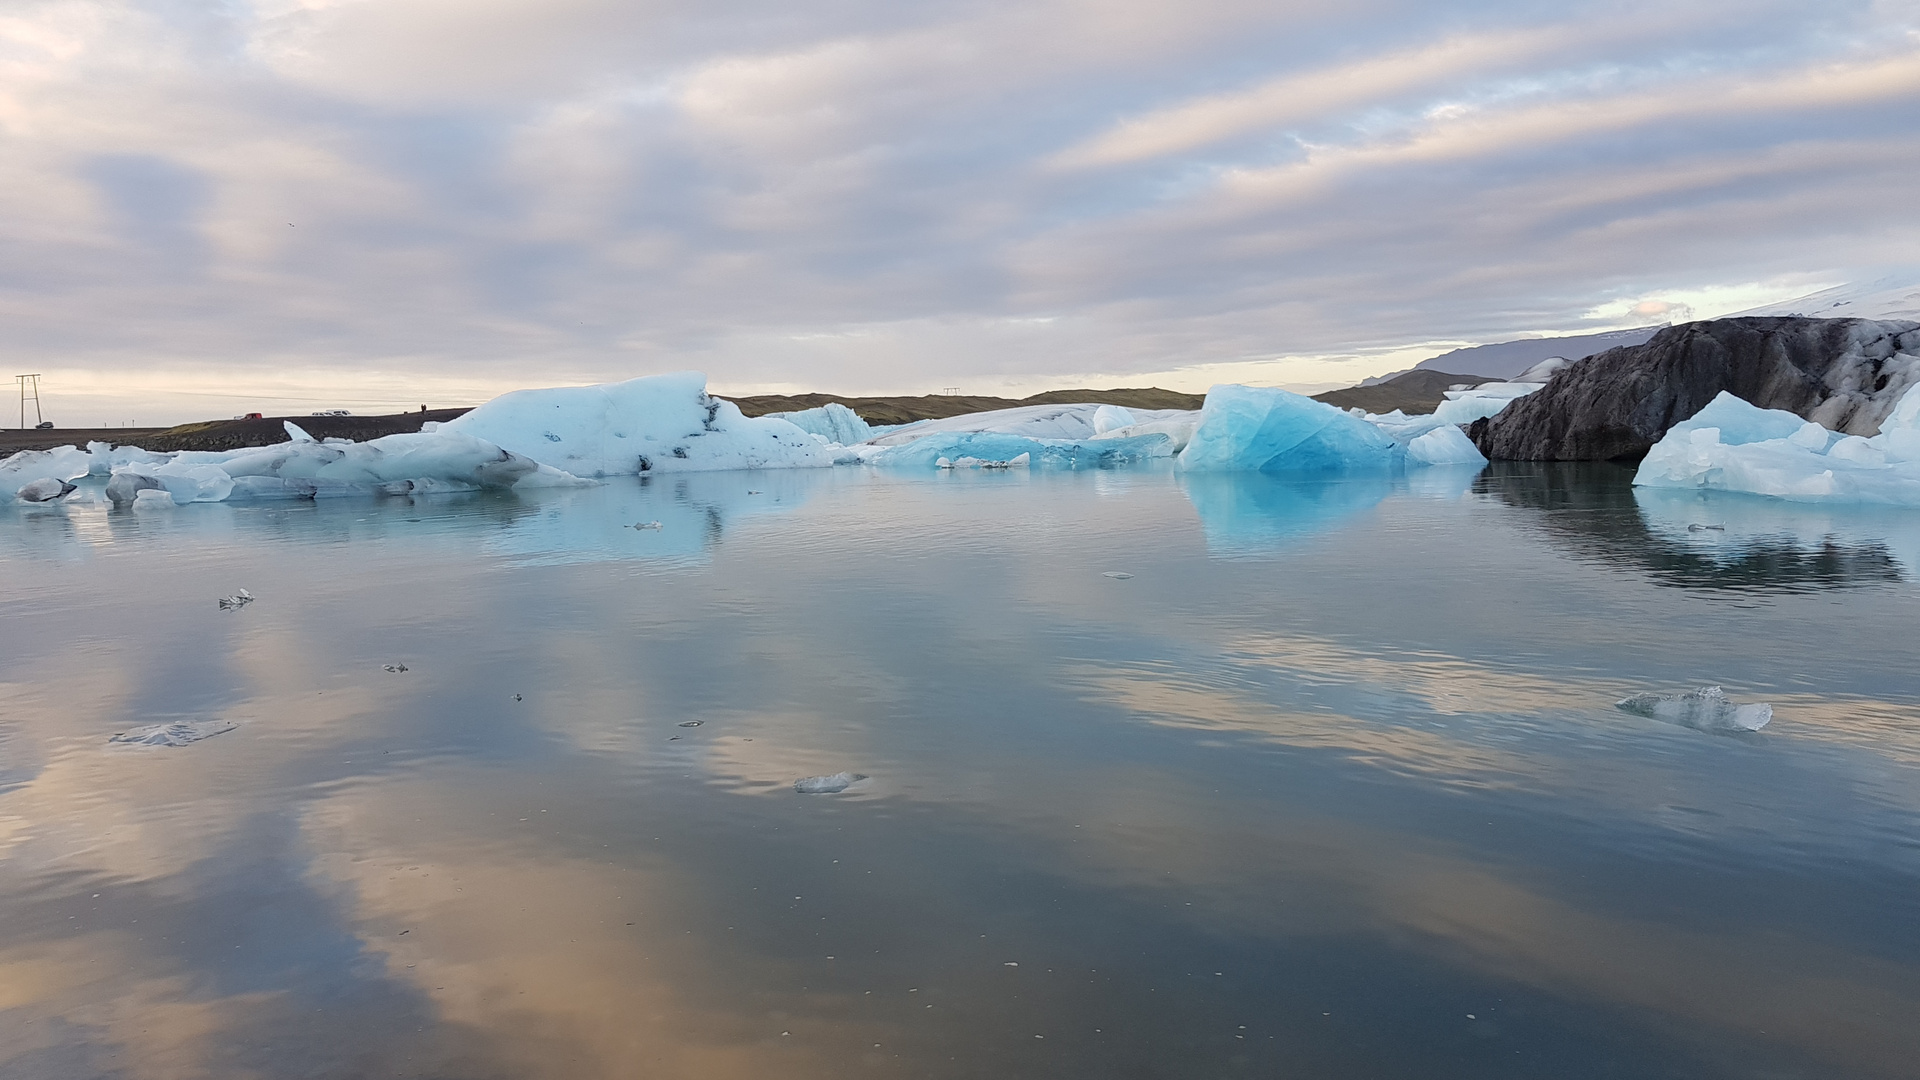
(1, 0, 1917, 420)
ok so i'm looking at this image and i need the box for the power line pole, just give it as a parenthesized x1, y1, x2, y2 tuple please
(16, 374, 43, 429)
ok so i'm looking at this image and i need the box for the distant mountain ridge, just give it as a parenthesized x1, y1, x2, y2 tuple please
(1412, 325, 1665, 380)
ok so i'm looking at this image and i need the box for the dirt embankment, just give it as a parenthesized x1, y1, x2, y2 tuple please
(727, 387, 1205, 425)
(1309, 370, 1495, 415)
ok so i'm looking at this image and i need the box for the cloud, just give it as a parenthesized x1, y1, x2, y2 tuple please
(2, 0, 1918, 420)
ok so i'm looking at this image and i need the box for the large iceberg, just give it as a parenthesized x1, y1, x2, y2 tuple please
(442, 371, 836, 476)
(79, 423, 589, 506)
(1634, 387, 1920, 505)
(1176, 385, 1486, 472)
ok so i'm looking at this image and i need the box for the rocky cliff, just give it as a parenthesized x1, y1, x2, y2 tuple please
(1469, 317, 1920, 461)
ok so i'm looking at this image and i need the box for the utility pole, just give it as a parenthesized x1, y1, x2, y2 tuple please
(15, 374, 43, 429)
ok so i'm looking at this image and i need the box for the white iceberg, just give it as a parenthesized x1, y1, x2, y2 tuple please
(443, 371, 836, 475)
(853, 402, 1201, 468)
(1616, 686, 1772, 732)
(1, 445, 93, 497)
(1634, 387, 1920, 505)
(101, 424, 589, 506)
(765, 402, 874, 446)
(1430, 381, 1544, 425)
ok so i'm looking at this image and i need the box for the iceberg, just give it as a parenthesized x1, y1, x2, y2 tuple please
(98, 425, 589, 506)
(442, 371, 836, 475)
(765, 402, 874, 446)
(866, 431, 1172, 468)
(1634, 387, 1920, 505)
(1616, 686, 1772, 732)
(2, 445, 92, 497)
(1177, 385, 1401, 472)
(1430, 381, 1544, 425)
(854, 402, 1202, 467)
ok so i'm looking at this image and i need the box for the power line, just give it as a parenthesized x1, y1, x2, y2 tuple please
(15, 374, 43, 429)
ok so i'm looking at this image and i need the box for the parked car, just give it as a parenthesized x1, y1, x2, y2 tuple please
(234, 412, 263, 420)
(310, 409, 353, 416)
(35, 420, 52, 429)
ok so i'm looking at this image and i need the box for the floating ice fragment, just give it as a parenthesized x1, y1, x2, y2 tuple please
(1615, 686, 1771, 732)
(132, 488, 176, 510)
(1687, 523, 1725, 531)
(109, 720, 237, 747)
(384, 663, 409, 673)
(1102, 571, 1134, 579)
(631, 520, 663, 530)
(16, 477, 77, 502)
(217, 589, 254, 610)
(794, 772, 867, 794)
(677, 720, 703, 727)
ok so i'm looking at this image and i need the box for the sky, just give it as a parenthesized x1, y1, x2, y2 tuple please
(3, 0, 1919, 424)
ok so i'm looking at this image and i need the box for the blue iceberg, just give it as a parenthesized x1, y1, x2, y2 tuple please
(1177, 385, 1401, 472)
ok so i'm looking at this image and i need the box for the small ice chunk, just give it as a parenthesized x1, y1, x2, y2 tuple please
(632, 520, 663, 530)
(217, 588, 254, 610)
(109, 719, 237, 747)
(384, 663, 409, 673)
(132, 488, 176, 510)
(1687, 523, 1725, 532)
(794, 771, 868, 794)
(1102, 571, 1134, 579)
(677, 720, 703, 727)
(1615, 686, 1772, 732)
(16, 477, 77, 502)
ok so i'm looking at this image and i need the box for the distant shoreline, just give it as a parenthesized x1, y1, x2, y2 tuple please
(1, 388, 1209, 454)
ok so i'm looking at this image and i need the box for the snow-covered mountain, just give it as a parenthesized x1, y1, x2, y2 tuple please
(1411, 325, 1665, 380)
(1730, 277, 1920, 321)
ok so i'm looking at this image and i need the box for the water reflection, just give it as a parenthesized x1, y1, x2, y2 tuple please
(1179, 467, 1479, 556)
(1477, 462, 1909, 592)
(4, 467, 1920, 1079)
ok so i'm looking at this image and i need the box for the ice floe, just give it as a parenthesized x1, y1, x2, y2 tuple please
(108, 719, 237, 747)
(794, 771, 867, 794)
(1616, 686, 1772, 732)
(1634, 387, 1920, 505)
(443, 371, 837, 475)
(1430, 381, 1544, 425)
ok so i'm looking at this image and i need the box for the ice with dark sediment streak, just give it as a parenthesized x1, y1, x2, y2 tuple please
(794, 772, 868, 794)
(108, 720, 237, 747)
(1615, 686, 1772, 732)
(15, 477, 76, 502)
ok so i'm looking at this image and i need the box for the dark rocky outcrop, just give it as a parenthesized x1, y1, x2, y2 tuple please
(1470, 317, 1920, 461)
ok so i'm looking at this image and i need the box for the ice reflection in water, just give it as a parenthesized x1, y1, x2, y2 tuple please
(2, 465, 1919, 1079)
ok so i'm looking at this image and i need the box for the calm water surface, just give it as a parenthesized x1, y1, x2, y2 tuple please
(3, 464, 1919, 1079)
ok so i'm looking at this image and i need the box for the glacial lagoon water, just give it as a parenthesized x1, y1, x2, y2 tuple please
(3, 463, 1919, 1079)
